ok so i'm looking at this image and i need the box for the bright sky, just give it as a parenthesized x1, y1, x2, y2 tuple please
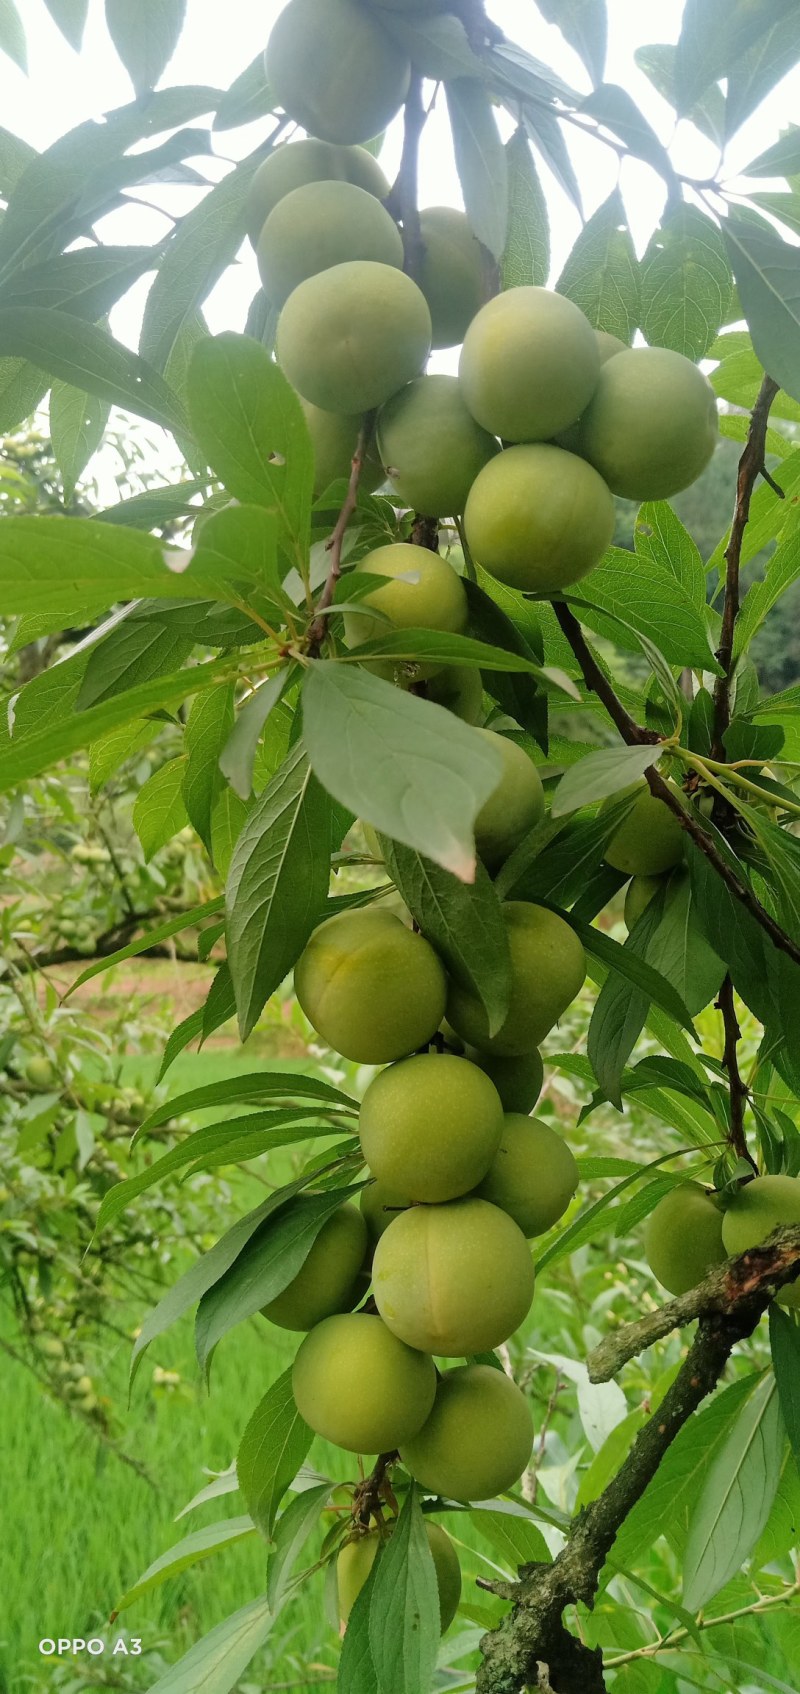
(1, 1, 797, 410)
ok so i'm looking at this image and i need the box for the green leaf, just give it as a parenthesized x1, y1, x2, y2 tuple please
(226, 741, 334, 1041)
(78, 614, 195, 710)
(49, 381, 109, 501)
(209, 782, 248, 878)
(0, 308, 184, 430)
(219, 667, 295, 802)
(501, 127, 549, 289)
(195, 1188, 359, 1377)
(368, 1487, 440, 1694)
(88, 718, 160, 793)
(0, 0, 26, 72)
(724, 212, 800, 405)
(0, 125, 35, 197)
(568, 906, 697, 1034)
(641, 875, 726, 1020)
(114, 1517, 256, 1613)
(556, 190, 640, 342)
(570, 545, 719, 671)
(551, 745, 662, 818)
(345, 630, 575, 694)
(536, 1145, 698, 1273)
(683, 1372, 785, 1609)
(635, 42, 724, 143)
(465, 575, 547, 747)
(337, 1554, 378, 1693)
(634, 503, 706, 610)
(136, 1069, 356, 1138)
(534, 0, 606, 85)
(674, 0, 795, 115)
(42, 0, 88, 50)
(0, 244, 163, 320)
(183, 684, 235, 851)
(445, 78, 509, 261)
(0, 517, 189, 621)
(302, 661, 503, 883)
(381, 837, 511, 1039)
(640, 204, 733, 361)
(522, 105, 582, 213)
(725, 10, 800, 140)
(769, 1305, 800, 1469)
(237, 1369, 312, 1539)
(471, 1507, 550, 1568)
(734, 529, 800, 656)
(587, 892, 665, 1108)
(144, 1596, 272, 1694)
(745, 125, 800, 178)
(0, 357, 48, 432)
(132, 757, 190, 861)
(105, 0, 186, 96)
(580, 84, 676, 183)
(186, 332, 313, 569)
(267, 1482, 331, 1612)
(214, 52, 275, 132)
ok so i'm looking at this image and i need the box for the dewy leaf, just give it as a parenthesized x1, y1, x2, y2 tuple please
(534, 0, 607, 86)
(132, 756, 189, 861)
(640, 204, 733, 362)
(0, 308, 184, 431)
(368, 1486, 440, 1694)
(769, 1306, 800, 1470)
(237, 1368, 313, 1538)
(186, 332, 313, 569)
(445, 77, 509, 261)
(302, 662, 504, 884)
(105, 0, 186, 97)
(683, 1372, 785, 1609)
(381, 837, 511, 1038)
(556, 191, 640, 343)
(49, 381, 109, 501)
(144, 1595, 272, 1694)
(724, 211, 800, 405)
(501, 128, 549, 290)
(551, 745, 663, 818)
(226, 740, 334, 1041)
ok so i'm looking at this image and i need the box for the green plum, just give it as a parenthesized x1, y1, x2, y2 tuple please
(474, 730, 545, 871)
(373, 1196, 535, 1355)
(721, 1175, 800, 1307)
(342, 542, 467, 672)
(338, 1522, 461, 1629)
(417, 207, 488, 349)
(265, 0, 410, 147)
(459, 287, 600, 441)
(624, 874, 664, 931)
(475, 1114, 579, 1237)
(400, 1363, 533, 1501)
(257, 180, 403, 308)
(300, 401, 384, 498)
(359, 1052, 504, 1202)
(644, 1182, 726, 1296)
(261, 1203, 367, 1330)
(464, 1047, 544, 1114)
(294, 908, 447, 1063)
(292, 1312, 436, 1453)
(446, 901, 587, 1055)
(463, 444, 615, 594)
(277, 261, 431, 414)
(377, 375, 499, 517)
(576, 346, 719, 500)
(245, 139, 390, 249)
(604, 785, 685, 877)
(360, 1177, 412, 1243)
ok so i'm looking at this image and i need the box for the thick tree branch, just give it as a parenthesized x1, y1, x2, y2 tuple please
(712, 373, 780, 761)
(553, 601, 800, 968)
(476, 1230, 800, 1694)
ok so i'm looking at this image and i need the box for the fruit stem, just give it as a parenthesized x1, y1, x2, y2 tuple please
(306, 414, 375, 656)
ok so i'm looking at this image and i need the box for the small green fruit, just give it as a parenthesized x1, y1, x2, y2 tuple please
(261, 1204, 367, 1330)
(464, 1048, 544, 1114)
(624, 874, 663, 931)
(446, 902, 586, 1056)
(417, 207, 488, 349)
(463, 444, 615, 595)
(294, 908, 447, 1063)
(721, 1175, 800, 1308)
(266, 0, 410, 147)
(475, 1114, 578, 1237)
(459, 287, 600, 441)
(245, 139, 390, 248)
(377, 375, 499, 517)
(277, 261, 431, 414)
(360, 1177, 412, 1243)
(292, 1312, 436, 1453)
(644, 1182, 726, 1296)
(474, 730, 545, 872)
(576, 346, 719, 500)
(25, 1056, 56, 1089)
(338, 1522, 461, 1630)
(604, 785, 685, 878)
(257, 180, 403, 308)
(424, 665, 483, 724)
(373, 1196, 535, 1355)
(400, 1363, 533, 1501)
(359, 1053, 504, 1203)
(342, 542, 467, 671)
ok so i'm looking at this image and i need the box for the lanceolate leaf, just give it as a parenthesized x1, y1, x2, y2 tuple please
(226, 740, 334, 1041)
(66, 897, 224, 994)
(552, 745, 663, 817)
(135, 1070, 356, 1139)
(674, 0, 795, 116)
(183, 683, 235, 851)
(237, 1369, 313, 1539)
(769, 1306, 800, 1469)
(42, 0, 89, 51)
(534, 0, 607, 86)
(266, 1483, 331, 1612)
(114, 1517, 256, 1613)
(49, 381, 109, 500)
(725, 8, 800, 140)
(368, 1487, 440, 1694)
(0, 0, 26, 72)
(580, 85, 676, 184)
(105, 0, 185, 96)
(501, 127, 549, 289)
(0, 308, 184, 430)
(219, 667, 295, 801)
(446, 77, 509, 261)
(724, 212, 800, 405)
(587, 890, 666, 1107)
(556, 190, 640, 343)
(302, 661, 504, 883)
(381, 837, 511, 1038)
(132, 756, 189, 860)
(571, 546, 720, 672)
(144, 1596, 272, 1694)
(683, 1372, 785, 1609)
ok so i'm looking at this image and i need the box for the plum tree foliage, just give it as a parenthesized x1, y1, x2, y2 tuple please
(3, 0, 800, 1689)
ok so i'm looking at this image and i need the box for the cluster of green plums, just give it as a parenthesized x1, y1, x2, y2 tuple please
(644, 1174, 800, 1306)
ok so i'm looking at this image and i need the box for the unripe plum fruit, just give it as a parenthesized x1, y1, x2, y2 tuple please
(359, 1052, 504, 1202)
(338, 1522, 461, 1630)
(361, 1176, 412, 1243)
(463, 444, 615, 594)
(465, 1046, 544, 1114)
(624, 873, 663, 931)
(425, 664, 483, 723)
(261, 1203, 367, 1330)
(474, 730, 545, 872)
(604, 785, 685, 877)
(265, 0, 411, 147)
(459, 287, 601, 441)
(373, 1196, 535, 1354)
(245, 139, 389, 249)
(292, 1312, 436, 1452)
(25, 1056, 56, 1089)
(377, 376, 499, 517)
(300, 401, 384, 498)
(576, 346, 719, 500)
(721, 1175, 800, 1308)
(277, 261, 431, 414)
(644, 1182, 726, 1296)
(257, 181, 403, 309)
(417, 207, 488, 349)
(294, 908, 447, 1063)
(400, 1363, 533, 1501)
(447, 901, 587, 1056)
(555, 328, 628, 451)
(342, 543, 467, 670)
(475, 1114, 578, 1237)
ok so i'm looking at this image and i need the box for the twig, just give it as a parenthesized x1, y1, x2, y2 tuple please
(717, 975, 756, 1169)
(587, 1224, 800, 1382)
(0, 1334, 158, 1490)
(352, 1450, 398, 1528)
(307, 417, 373, 656)
(712, 373, 779, 761)
(604, 1577, 800, 1668)
(553, 601, 800, 969)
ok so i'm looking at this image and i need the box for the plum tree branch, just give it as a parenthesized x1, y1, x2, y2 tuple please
(386, 73, 426, 281)
(476, 1228, 800, 1694)
(717, 974, 756, 1169)
(306, 415, 374, 656)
